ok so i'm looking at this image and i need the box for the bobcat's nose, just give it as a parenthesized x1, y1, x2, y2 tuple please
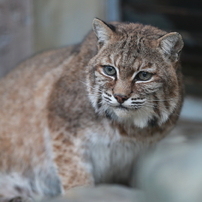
(114, 94, 128, 104)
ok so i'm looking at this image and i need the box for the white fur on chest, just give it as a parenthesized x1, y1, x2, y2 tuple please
(85, 132, 143, 185)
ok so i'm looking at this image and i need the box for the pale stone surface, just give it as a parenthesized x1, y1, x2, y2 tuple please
(42, 185, 145, 202)
(138, 135, 202, 202)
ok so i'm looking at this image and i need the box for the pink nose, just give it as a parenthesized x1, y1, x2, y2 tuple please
(114, 94, 128, 104)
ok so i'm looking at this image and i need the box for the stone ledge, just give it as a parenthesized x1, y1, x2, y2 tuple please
(42, 185, 145, 202)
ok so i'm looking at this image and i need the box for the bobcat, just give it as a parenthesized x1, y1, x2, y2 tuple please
(0, 18, 184, 201)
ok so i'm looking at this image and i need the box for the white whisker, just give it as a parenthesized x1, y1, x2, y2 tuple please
(146, 99, 176, 102)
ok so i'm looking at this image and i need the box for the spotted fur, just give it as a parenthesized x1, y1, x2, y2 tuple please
(0, 19, 183, 201)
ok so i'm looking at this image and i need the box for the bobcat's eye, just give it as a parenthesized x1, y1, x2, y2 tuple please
(136, 71, 153, 81)
(103, 66, 116, 76)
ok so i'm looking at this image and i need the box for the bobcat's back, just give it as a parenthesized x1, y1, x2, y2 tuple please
(0, 46, 89, 199)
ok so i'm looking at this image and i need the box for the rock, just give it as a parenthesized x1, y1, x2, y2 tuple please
(138, 135, 202, 202)
(41, 185, 145, 202)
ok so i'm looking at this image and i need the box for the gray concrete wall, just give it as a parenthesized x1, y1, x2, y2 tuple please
(0, 0, 34, 77)
(0, 0, 110, 77)
(34, 0, 107, 52)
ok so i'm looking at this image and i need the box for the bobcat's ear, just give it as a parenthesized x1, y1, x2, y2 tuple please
(92, 18, 115, 47)
(158, 32, 184, 62)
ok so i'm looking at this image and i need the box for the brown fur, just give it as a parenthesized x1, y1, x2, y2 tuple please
(0, 19, 184, 201)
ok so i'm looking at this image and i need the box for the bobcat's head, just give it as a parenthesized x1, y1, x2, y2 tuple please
(86, 18, 184, 128)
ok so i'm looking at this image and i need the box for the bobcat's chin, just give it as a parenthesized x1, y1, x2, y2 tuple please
(101, 103, 153, 128)
(103, 101, 172, 129)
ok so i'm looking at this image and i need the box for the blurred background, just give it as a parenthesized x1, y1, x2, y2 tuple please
(0, 0, 201, 136)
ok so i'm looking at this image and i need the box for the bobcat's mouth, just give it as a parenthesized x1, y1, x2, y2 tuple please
(103, 96, 141, 111)
(115, 105, 129, 110)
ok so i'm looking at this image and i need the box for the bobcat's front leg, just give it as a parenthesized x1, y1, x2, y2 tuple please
(53, 133, 94, 191)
